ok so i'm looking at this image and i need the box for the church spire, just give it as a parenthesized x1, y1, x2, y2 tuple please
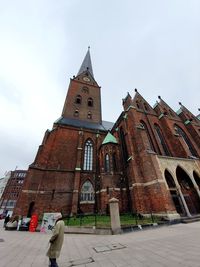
(77, 47, 94, 78)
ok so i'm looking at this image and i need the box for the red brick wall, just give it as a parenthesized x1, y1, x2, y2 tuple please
(62, 76, 102, 124)
(14, 86, 200, 219)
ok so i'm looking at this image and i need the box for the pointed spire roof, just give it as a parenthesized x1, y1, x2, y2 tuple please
(102, 132, 118, 145)
(157, 96, 179, 118)
(132, 90, 157, 115)
(77, 47, 94, 78)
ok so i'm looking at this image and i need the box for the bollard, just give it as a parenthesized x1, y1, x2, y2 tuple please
(109, 198, 122, 235)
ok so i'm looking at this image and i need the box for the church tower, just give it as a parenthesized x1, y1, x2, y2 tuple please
(62, 48, 102, 124)
(14, 49, 113, 218)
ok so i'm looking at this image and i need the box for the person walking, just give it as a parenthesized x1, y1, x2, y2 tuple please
(4, 214, 10, 228)
(46, 214, 65, 267)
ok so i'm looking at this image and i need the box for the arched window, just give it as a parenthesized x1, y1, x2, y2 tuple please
(87, 111, 92, 119)
(75, 95, 82, 104)
(119, 127, 129, 162)
(176, 166, 194, 192)
(74, 109, 79, 117)
(140, 121, 155, 151)
(144, 102, 149, 111)
(83, 139, 93, 171)
(154, 124, 170, 156)
(88, 98, 93, 107)
(105, 154, 110, 172)
(80, 180, 94, 202)
(163, 108, 168, 115)
(112, 153, 117, 172)
(174, 125, 197, 157)
(165, 170, 176, 188)
(136, 100, 140, 109)
(164, 169, 184, 215)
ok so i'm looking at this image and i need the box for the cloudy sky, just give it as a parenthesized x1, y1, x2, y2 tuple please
(0, 0, 199, 176)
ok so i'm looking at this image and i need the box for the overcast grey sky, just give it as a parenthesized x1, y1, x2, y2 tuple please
(0, 0, 199, 176)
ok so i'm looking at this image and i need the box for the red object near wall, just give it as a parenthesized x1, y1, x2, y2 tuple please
(29, 214, 38, 232)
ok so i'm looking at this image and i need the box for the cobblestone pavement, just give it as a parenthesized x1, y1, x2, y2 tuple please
(0, 220, 200, 267)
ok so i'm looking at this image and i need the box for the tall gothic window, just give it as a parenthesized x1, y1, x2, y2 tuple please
(119, 127, 129, 162)
(80, 180, 94, 202)
(174, 124, 197, 157)
(136, 100, 140, 109)
(140, 121, 155, 151)
(105, 154, 110, 172)
(154, 124, 170, 156)
(83, 139, 93, 171)
(112, 153, 117, 172)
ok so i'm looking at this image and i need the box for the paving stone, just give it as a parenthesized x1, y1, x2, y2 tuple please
(93, 243, 126, 253)
(108, 243, 126, 250)
(0, 220, 200, 267)
(68, 257, 94, 266)
(93, 245, 111, 253)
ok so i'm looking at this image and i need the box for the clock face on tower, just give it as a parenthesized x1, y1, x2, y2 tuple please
(83, 76, 90, 82)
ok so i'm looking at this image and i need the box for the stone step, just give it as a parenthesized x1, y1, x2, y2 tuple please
(181, 216, 200, 224)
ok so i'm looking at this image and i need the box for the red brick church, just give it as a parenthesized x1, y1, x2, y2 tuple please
(15, 49, 200, 220)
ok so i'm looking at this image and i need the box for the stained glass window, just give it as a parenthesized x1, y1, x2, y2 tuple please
(83, 140, 93, 170)
(80, 180, 94, 202)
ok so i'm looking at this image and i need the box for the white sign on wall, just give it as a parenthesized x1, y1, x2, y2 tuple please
(40, 213, 62, 233)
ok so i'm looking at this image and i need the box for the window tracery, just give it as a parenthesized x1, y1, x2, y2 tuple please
(80, 180, 94, 202)
(83, 139, 93, 171)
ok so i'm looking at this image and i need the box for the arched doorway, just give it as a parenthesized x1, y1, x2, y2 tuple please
(27, 201, 35, 218)
(176, 167, 200, 215)
(164, 170, 184, 215)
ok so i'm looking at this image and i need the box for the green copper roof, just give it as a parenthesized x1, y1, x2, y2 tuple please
(102, 132, 118, 145)
(176, 108, 182, 115)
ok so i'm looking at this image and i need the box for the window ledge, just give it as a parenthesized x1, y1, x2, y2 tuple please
(80, 201, 95, 204)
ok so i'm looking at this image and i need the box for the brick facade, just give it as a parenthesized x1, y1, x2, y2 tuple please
(14, 51, 200, 220)
(0, 170, 27, 216)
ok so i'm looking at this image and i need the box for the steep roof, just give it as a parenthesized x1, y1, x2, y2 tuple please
(102, 132, 118, 145)
(54, 117, 114, 131)
(156, 97, 180, 119)
(132, 90, 157, 115)
(77, 47, 94, 78)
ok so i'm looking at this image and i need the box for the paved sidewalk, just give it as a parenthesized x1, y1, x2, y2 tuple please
(0, 220, 200, 267)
